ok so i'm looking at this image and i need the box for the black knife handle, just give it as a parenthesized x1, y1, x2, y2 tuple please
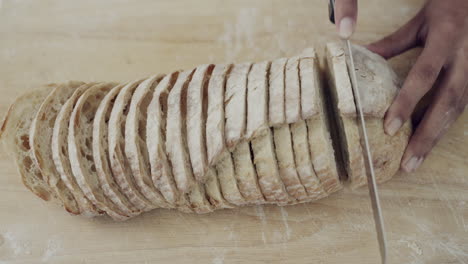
(329, 0, 336, 24)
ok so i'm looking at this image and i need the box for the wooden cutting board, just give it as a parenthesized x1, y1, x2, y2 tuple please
(0, 0, 466, 263)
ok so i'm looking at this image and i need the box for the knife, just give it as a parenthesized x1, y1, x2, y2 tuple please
(328, 1, 388, 263)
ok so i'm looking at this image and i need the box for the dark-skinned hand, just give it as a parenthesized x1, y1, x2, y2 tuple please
(334, 0, 468, 172)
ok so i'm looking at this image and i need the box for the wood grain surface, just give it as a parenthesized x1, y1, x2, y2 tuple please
(0, 0, 467, 263)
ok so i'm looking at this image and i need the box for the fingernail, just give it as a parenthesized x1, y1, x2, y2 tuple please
(385, 118, 402, 136)
(339, 17, 354, 39)
(403, 156, 423, 173)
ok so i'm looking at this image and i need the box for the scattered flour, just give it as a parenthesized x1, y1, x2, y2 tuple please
(41, 236, 63, 262)
(3, 231, 32, 256)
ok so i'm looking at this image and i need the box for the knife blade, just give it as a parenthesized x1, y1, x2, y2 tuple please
(327, 1, 388, 262)
(345, 39, 388, 264)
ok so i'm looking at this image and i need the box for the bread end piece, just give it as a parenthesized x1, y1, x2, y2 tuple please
(325, 42, 412, 188)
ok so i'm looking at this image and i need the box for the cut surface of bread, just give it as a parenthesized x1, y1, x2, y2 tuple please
(31, 81, 84, 185)
(299, 49, 342, 194)
(247, 61, 290, 204)
(93, 83, 141, 217)
(166, 70, 196, 193)
(204, 168, 233, 209)
(268, 58, 287, 127)
(165, 69, 213, 210)
(206, 64, 232, 165)
(224, 63, 263, 204)
(68, 83, 129, 220)
(225, 63, 251, 150)
(290, 121, 326, 199)
(147, 72, 186, 207)
(326, 42, 411, 188)
(52, 83, 102, 216)
(251, 129, 290, 204)
(205, 64, 246, 205)
(285, 56, 301, 124)
(231, 141, 264, 204)
(1, 85, 59, 203)
(108, 80, 155, 211)
(273, 125, 308, 201)
(326, 42, 367, 188)
(125, 75, 170, 209)
(186, 64, 214, 182)
(35, 82, 102, 217)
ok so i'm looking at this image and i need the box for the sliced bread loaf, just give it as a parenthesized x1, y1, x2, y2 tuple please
(68, 83, 129, 220)
(125, 75, 170, 208)
(93, 83, 141, 216)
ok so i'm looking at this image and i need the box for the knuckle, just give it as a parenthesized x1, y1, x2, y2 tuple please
(416, 63, 439, 82)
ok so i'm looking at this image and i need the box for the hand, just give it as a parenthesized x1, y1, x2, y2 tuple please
(333, 0, 358, 39)
(367, 0, 468, 172)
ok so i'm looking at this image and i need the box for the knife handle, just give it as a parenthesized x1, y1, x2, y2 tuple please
(329, 0, 336, 24)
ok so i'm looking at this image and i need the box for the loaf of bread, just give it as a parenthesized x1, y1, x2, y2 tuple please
(0, 43, 411, 220)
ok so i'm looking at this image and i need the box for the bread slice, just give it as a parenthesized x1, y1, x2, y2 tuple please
(231, 141, 264, 204)
(224, 63, 264, 204)
(52, 83, 103, 216)
(326, 42, 411, 188)
(273, 125, 308, 201)
(204, 168, 233, 209)
(225, 63, 251, 149)
(68, 83, 129, 220)
(299, 48, 342, 194)
(147, 72, 188, 207)
(285, 56, 302, 124)
(205, 64, 246, 205)
(268, 58, 287, 127)
(108, 80, 156, 211)
(290, 121, 327, 199)
(93, 83, 141, 217)
(32, 81, 101, 217)
(246, 61, 290, 204)
(166, 70, 196, 193)
(166, 69, 213, 211)
(326, 43, 367, 188)
(186, 64, 214, 182)
(125, 75, 171, 209)
(1, 85, 60, 203)
(30, 81, 83, 184)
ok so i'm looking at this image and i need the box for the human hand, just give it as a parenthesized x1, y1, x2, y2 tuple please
(333, 0, 358, 39)
(367, 0, 468, 172)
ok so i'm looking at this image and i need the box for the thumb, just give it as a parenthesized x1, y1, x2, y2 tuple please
(334, 0, 358, 39)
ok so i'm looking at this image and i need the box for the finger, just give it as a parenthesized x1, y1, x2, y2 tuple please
(401, 61, 468, 172)
(334, 0, 358, 39)
(384, 33, 452, 137)
(366, 12, 424, 59)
